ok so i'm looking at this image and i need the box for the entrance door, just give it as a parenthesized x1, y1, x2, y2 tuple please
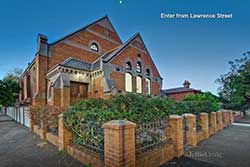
(70, 81, 88, 104)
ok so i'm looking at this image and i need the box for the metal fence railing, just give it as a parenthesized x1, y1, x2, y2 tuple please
(135, 119, 167, 155)
(6, 107, 30, 128)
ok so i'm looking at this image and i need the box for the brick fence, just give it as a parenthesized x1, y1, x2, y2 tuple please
(28, 110, 234, 167)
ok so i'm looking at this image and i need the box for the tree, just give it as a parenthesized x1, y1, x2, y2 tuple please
(0, 68, 22, 107)
(217, 52, 250, 111)
(4, 68, 23, 81)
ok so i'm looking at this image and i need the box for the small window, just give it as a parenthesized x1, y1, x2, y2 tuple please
(146, 69, 150, 76)
(146, 78, 151, 95)
(136, 62, 142, 73)
(125, 62, 132, 70)
(136, 76, 142, 93)
(90, 43, 99, 52)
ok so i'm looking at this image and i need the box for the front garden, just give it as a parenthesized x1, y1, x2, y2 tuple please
(28, 92, 232, 166)
(61, 92, 219, 156)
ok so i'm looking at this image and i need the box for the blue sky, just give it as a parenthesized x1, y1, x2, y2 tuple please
(0, 0, 249, 94)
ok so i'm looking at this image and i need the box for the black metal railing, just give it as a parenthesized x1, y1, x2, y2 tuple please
(135, 119, 167, 155)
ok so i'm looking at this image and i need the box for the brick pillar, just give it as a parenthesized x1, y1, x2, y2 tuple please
(167, 115, 183, 158)
(183, 114, 197, 147)
(210, 112, 217, 134)
(40, 119, 47, 140)
(229, 111, 234, 123)
(200, 113, 209, 139)
(222, 111, 229, 128)
(29, 111, 34, 132)
(103, 120, 136, 167)
(216, 111, 223, 131)
(58, 114, 72, 151)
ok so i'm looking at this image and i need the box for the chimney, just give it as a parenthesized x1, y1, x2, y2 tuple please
(183, 80, 191, 88)
(37, 34, 48, 56)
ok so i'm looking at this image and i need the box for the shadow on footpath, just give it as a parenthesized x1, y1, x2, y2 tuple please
(162, 156, 223, 167)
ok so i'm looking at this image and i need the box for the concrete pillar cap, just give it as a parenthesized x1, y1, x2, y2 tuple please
(102, 120, 136, 129)
(169, 115, 182, 119)
(58, 113, 63, 118)
(183, 113, 195, 117)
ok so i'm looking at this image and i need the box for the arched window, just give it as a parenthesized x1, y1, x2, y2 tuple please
(146, 69, 150, 76)
(136, 62, 142, 73)
(136, 76, 142, 93)
(90, 43, 99, 52)
(125, 73, 132, 92)
(145, 78, 151, 95)
(125, 62, 132, 70)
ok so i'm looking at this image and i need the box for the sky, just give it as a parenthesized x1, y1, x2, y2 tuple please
(0, 0, 250, 94)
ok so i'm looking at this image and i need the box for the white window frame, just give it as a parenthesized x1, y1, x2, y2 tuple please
(146, 78, 151, 95)
(125, 73, 133, 92)
(136, 76, 142, 93)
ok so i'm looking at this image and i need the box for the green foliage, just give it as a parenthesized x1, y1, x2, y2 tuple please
(217, 52, 250, 111)
(177, 92, 220, 115)
(0, 68, 23, 107)
(0, 79, 20, 106)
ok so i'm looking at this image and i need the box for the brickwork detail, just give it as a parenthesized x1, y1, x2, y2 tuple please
(67, 145, 104, 167)
(103, 120, 136, 167)
(58, 114, 72, 151)
(184, 114, 197, 147)
(46, 133, 59, 146)
(165, 115, 183, 158)
(222, 111, 230, 128)
(40, 119, 47, 140)
(200, 113, 209, 139)
(216, 111, 223, 131)
(210, 112, 217, 135)
(136, 142, 175, 167)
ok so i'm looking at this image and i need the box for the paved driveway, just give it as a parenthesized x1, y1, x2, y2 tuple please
(164, 124, 250, 167)
(0, 113, 83, 167)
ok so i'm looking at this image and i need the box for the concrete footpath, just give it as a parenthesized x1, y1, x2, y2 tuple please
(164, 124, 250, 167)
(0, 113, 83, 167)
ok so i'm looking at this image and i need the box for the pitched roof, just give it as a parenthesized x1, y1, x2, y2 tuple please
(102, 33, 139, 62)
(60, 57, 92, 71)
(50, 15, 122, 46)
(163, 87, 200, 94)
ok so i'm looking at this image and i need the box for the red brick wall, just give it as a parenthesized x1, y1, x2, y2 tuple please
(110, 45, 160, 78)
(109, 43, 161, 96)
(49, 24, 120, 69)
(167, 91, 196, 102)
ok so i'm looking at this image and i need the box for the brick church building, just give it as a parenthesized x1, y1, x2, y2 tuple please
(19, 16, 163, 107)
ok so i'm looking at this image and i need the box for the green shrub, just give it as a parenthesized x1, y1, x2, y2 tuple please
(177, 92, 219, 115)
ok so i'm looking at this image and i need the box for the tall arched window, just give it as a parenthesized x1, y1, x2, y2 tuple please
(136, 62, 142, 73)
(145, 78, 151, 95)
(125, 62, 132, 70)
(146, 68, 150, 76)
(136, 76, 142, 93)
(125, 73, 132, 92)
